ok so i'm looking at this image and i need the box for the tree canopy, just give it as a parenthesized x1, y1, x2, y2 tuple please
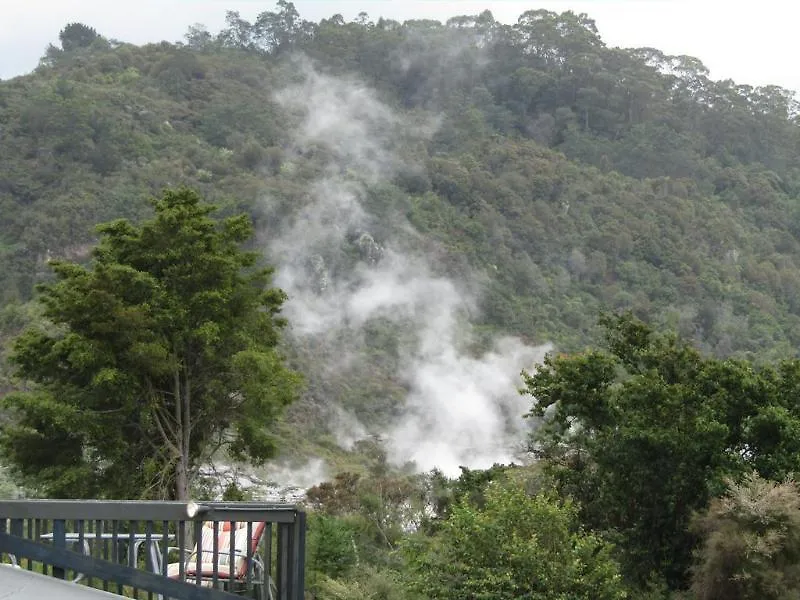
(1, 188, 301, 499)
(403, 480, 628, 600)
(523, 313, 800, 588)
(59, 23, 101, 52)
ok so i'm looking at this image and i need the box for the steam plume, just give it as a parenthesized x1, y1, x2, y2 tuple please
(266, 60, 551, 477)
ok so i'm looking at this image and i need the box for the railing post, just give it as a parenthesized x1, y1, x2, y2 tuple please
(52, 518, 66, 579)
(294, 511, 306, 600)
(194, 518, 203, 587)
(265, 522, 272, 589)
(0, 517, 6, 566)
(277, 523, 289, 600)
(286, 519, 295, 600)
(9, 518, 23, 538)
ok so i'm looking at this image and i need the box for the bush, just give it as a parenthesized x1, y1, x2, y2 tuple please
(691, 472, 800, 600)
(403, 481, 628, 600)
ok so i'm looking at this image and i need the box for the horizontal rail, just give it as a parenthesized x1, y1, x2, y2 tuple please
(0, 500, 299, 522)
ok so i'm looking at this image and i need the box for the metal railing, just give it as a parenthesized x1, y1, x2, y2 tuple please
(0, 500, 306, 600)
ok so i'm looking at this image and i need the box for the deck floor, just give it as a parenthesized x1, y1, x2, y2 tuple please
(0, 565, 125, 599)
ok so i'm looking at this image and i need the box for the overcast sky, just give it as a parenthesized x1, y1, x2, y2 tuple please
(1, 1, 797, 92)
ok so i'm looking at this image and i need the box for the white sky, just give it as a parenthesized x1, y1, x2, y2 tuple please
(0, 0, 797, 92)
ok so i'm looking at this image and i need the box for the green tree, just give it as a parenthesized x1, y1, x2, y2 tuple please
(403, 480, 628, 600)
(690, 472, 800, 600)
(1, 188, 301, 500)
(524, 312, 800, 591)
(522, 313, 776, 588)
(307, 466, 428, 565)
(184, 24, 215, 51)
(59, 23, 101, 52)
(305, 512, 360, 596)
(254, 1, 315, 55)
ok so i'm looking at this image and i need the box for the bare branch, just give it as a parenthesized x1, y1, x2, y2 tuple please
(150, 401, 181, 457)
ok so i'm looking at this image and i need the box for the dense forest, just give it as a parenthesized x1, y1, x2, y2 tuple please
(4, 3, 800, 598)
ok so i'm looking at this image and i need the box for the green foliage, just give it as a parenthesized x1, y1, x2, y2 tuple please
(313, 566, 414, 600)
(0, 464, 20, 499)
(423, 463, 514, 526)
(524, 313, 800, 589)
(306, 512, 360, 592)
(403, 480, 629, 600)
(690, 472, 800, 600)
(0, 188, 301, 499)
(59, 23, 101, 52)
(306, 466, 429, 565)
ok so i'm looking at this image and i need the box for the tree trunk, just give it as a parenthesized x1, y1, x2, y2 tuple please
(179, 371, 191, 501)
(175, 453, 190, 501)
(173, 366, 190, 501)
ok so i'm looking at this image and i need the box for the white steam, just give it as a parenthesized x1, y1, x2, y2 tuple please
(274, 70, 398, 181)
(267, 61, 551, 477)
(393, 335, 550, 474)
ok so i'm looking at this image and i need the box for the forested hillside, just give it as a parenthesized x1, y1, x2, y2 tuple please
(4, 2, 800, 474)
(3, 3, 800, 470)
(3, 7, 800, 364)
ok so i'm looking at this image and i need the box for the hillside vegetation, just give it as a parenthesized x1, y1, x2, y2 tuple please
(4, 3, 800, 483)
(2, 7, 800, 364)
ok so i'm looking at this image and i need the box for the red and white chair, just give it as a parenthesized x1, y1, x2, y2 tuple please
(167, 521, 273, 599)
